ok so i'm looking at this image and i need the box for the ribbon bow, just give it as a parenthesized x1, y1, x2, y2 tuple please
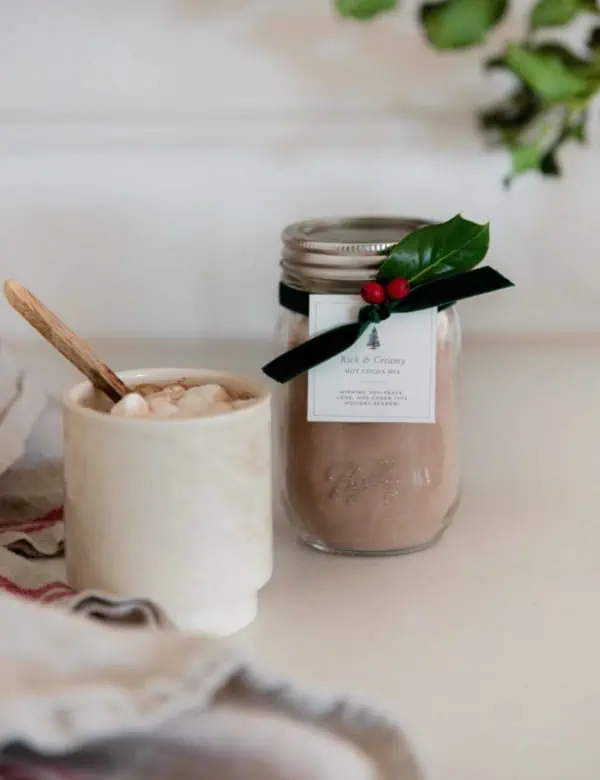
(262, 266, 513, 383)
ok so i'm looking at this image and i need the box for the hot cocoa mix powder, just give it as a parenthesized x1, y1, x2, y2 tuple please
(283, 313, 459, 553)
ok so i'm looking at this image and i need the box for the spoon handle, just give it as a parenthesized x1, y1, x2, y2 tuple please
(4, 280, 128, 403)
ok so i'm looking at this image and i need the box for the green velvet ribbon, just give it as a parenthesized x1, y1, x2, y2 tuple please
(263, 266, 514, 383)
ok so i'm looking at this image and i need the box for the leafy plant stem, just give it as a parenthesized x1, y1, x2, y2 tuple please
(332, 0, 600, 181)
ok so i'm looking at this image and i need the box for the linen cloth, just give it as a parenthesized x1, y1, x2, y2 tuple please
(0, 341, 422, 779)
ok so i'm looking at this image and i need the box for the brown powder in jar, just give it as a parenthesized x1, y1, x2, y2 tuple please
(284, 313, 460, 553)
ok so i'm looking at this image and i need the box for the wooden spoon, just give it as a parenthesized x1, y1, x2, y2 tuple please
(4, 280, 128, 403)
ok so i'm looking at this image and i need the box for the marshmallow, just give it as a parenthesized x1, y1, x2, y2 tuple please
(108, 382, 253, 420)
(110, 393, 150, 418)
(176, 385, 231, 418)
(184, 384, 231, 404)
(133, 383, 163, 397)
(152, 383, 187, 403)
(147, 397, 179, 419)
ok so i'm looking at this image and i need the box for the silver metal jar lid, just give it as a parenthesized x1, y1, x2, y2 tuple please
(281, 215, 430, 293)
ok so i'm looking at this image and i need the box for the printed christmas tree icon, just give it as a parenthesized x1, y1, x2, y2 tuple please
(367, 326, 380, 350)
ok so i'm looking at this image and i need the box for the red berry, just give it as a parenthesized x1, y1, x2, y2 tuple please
(386, 277, 410, 300)
(360, 281, 386, 304)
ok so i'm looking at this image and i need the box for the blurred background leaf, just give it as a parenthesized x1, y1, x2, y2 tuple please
(333, 0, 600, 182)
(420, 0, 507, 49)
(530, 0, 598, 31)
(335, 0, 398, 19)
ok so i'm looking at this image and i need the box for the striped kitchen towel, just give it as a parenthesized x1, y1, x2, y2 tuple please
(0, 507, 168, 628)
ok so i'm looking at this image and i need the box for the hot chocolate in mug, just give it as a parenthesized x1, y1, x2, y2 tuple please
(63, 368, 272, 635)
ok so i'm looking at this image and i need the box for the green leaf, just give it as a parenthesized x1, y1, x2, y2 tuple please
(588, 25, 600, 49)
(420, 0, 507, 50)
(502, 105, 589, 184)
(335, 0, 398, 19)
(503, 43, 592, 102)
(536, 42, 593, 68)
(530, 0, 597, 31)
(480, 86, 540, 135)
(511, 142, 544, 175)
(482, 42, 598, 181)
(377, 215, 490, 285)
(539, 149, 561, 175)
(569, 109, 588, 142)
(588, 27, 600, 73)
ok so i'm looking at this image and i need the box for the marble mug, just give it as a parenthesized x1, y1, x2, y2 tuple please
(63, 368, 272, 635)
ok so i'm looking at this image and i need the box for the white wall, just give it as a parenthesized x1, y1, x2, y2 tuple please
(1, 0, 599, 341)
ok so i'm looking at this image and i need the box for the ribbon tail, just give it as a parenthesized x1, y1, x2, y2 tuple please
(262, 322, 362, 383)
(395, 266, 514, 313)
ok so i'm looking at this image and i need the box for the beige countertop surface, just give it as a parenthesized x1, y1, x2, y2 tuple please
(10, 337, 600, 780)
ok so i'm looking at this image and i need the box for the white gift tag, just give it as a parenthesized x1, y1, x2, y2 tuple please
(307, 295, 437, 423)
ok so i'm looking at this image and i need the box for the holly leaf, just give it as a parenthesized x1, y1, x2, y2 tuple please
(530, 0, 598, 31)
(377, 215, 490, 285)
(335, 0, 398, 19)
(420, 0, 507, 50)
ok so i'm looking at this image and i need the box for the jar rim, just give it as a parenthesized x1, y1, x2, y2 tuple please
(282, 215, 430, 256)
(281, 215, 432, 292)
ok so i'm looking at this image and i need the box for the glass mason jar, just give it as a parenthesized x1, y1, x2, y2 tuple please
(275, 216, 462, 556)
